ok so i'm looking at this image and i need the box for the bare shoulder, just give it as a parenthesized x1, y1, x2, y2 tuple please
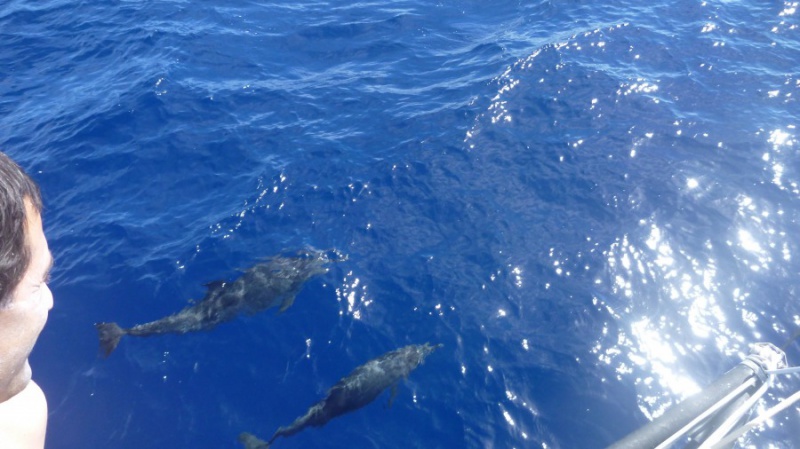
(0, 381, 47, 449)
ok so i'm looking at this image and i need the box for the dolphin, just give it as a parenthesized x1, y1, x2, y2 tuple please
(95, 248, 340, 357)
(239, 342, 442, 448)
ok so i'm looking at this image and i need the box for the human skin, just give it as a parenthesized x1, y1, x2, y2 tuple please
(0, 199, 54, 449)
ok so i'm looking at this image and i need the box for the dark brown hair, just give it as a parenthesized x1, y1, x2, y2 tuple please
(0, 152, 42, 306)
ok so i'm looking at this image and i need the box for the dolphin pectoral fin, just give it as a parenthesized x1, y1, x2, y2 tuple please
(278, 295, 296, 313)
(387, 383, 399, 408)
(238, 432, 270, 449)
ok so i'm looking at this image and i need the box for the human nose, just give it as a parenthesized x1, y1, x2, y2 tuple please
(42, 284, 53, 311)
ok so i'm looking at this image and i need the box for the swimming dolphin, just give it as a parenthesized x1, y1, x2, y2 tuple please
(238, 342, 442, 448)
(95, 248, 340, 357)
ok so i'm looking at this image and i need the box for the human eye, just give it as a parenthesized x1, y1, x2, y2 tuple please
(33, 272, 51, 292)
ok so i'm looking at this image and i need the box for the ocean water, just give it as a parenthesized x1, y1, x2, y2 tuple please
(2, 0, 800, 448)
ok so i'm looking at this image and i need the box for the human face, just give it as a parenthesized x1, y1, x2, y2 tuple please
(0, 199, 53, 401)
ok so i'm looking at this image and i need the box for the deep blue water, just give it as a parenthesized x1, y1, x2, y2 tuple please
(2, 0, 800, 448)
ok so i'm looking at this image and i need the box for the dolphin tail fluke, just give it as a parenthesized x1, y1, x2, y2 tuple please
(238, 432, 270, 449)
(95, 322, 126, 358)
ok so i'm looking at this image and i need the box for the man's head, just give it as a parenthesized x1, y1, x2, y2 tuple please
(0, 152, 43, 306)
(0, 152, 52, 400)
